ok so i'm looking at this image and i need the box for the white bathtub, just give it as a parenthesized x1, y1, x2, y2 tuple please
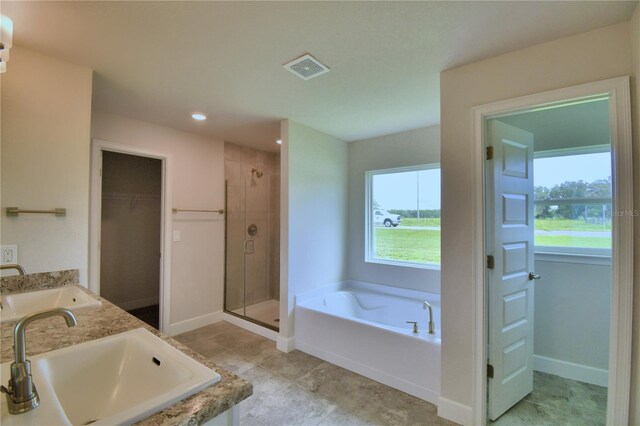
(295, 281, 441, 403)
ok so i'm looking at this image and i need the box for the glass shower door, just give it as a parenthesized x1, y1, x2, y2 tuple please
(224, 178, 246, 316)
(225, 175, 279, 331)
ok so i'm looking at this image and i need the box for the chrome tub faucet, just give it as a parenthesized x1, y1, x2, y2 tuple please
(423, 301, 435, 335)
(1, 308, 78, 414)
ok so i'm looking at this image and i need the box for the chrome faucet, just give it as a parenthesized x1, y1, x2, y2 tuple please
(1, 308, 77, 414)
(423, 301, 435, 335)
(0, 264, 26, 276)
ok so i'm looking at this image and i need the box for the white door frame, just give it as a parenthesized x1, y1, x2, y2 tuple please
(471, 76, 633, 426)
(89, 139, 173, 333)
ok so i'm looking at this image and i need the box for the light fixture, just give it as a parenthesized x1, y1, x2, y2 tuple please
(191, 113, 206, 121)
(276, 139, 282, 145)
(0, 15, 13, 74)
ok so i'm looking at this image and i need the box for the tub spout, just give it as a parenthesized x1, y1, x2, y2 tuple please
(423, 301, 435, 335)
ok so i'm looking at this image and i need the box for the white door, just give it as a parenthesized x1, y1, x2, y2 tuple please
(487, 120, 537, 420)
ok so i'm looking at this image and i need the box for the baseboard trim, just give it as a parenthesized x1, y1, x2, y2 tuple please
(114, 295, 160, 312)
(534, 354, 608, 387)
(437, 396, 473, 426)
(296, 340, 439, 405)
(222, 313, 278, 341)
(276, 335, 296, 353)
(166, 311, 224, 336)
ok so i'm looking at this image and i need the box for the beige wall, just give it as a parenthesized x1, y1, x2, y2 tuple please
(630, 4, 640, 425)
(347, 125, 441, 292)
(91, 111, 225, 331)
(282, 120, 348, 338)
(439, 21, 633, 416)
(1, 47, 92, 281)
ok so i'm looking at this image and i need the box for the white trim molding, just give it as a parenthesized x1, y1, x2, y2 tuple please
(276, 335, 296, 352)
(90, 139, 174, 334)
(471, 77, 633, 426)
(533, 355, 608, 387)
(166, 311, 224, 336)
(222, 313, 278, 341)
(437, 397, 473, 426)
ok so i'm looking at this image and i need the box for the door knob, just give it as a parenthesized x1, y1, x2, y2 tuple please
(528, 272, 541, 281)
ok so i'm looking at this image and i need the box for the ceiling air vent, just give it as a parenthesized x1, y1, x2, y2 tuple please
(283, 53, 330, 80)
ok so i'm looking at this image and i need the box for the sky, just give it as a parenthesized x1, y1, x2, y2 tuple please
(534, 152, 611, 189)
(373, 168, 441, 210)
(372, 152, 610, 211)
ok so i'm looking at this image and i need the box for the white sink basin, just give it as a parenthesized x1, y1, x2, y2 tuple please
(0, 328, 221, 425)
(1, 286, 102, 323)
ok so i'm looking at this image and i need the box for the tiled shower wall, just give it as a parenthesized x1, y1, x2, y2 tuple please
(224, 142, 280, 311)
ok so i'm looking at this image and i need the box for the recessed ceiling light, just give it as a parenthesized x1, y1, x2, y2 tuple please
(276, 139, 282, 145)
(191, 113, 206, 121)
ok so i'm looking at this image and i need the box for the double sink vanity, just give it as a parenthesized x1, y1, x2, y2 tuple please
(0, 270, 252, 425)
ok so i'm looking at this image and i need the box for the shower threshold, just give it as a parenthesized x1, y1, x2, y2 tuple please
(230, 299, 280, 330)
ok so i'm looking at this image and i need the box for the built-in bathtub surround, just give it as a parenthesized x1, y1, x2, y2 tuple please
(0, 269, 79, 294)
(295, 280, 441, 403)
(224, 142, 280, 328)
(0, 284, 252, 424)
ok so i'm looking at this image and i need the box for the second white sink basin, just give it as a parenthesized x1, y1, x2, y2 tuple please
(0, 328, 221, 425)
(1, 286, 101, 323)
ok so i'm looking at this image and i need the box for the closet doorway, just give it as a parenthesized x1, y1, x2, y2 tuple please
(99, 150, 162, 329)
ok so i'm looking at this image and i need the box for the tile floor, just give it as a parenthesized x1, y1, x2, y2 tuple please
(176, 321, 606, 426)
(175, 321, 455, 426)
(492, 371, 607, 426)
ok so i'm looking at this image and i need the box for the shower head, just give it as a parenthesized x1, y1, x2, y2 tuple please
(251, 168, 264, 179)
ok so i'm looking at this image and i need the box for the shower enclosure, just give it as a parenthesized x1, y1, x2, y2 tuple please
(224, 168, 280, 331)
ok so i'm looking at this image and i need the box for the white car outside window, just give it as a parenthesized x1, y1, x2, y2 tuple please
(374, 210, 401, 227)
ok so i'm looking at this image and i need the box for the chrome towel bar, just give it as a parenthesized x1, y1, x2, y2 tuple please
(6, 207, 66, 217)
(172, 208, 224, 214)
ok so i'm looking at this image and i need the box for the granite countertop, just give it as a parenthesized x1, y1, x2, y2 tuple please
(0, 283, 252, 425)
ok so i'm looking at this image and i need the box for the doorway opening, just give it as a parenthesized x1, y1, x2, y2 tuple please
(472, 77, 633, 426)
(100, 151, 162, 329)
(486, 98, 611, 424)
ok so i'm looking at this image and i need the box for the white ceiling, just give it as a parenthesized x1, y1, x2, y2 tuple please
(3, 1, 637, 152)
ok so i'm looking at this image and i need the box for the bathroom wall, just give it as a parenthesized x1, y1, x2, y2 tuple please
(347, 125, 441, 293)
(534, 259, 610, 378)
(280, 120, 348, 340)
(1, 47, 92, 281)
(91, 111, 225, 335)
(439, 21, 633, 423)
(224, 142, 280, 310)
(100, 151, 162, 311)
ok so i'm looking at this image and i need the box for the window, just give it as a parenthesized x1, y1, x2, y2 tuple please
(534, 146, 612, 256)
(365, 165, 441, 268)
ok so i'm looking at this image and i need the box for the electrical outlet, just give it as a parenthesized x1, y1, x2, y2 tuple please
(1, 245, 18, 265)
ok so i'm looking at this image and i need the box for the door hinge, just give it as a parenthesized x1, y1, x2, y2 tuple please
(487, 255, 495, 269)
(486, 146, 494, 160)
(487, 364, 494, 379)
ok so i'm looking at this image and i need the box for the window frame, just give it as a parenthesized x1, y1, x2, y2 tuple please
(364, 163, 441, 270)
(533, 144, 612, 259)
